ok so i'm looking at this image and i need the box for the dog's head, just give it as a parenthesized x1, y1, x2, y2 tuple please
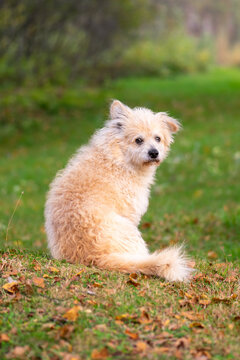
(107, 100, 181, 168)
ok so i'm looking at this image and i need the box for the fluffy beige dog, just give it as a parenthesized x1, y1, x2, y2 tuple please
(45, 100, 193, 281)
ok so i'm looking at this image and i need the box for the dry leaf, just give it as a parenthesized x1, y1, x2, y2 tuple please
(0, 333, 10, 342)
(63, 306, 82, 321)
(199, 299, 211, 306)
(92, 282, 103, 288)
(62, 355, 80, 360)
(125, 329, 139, 340)
(193, 349, 211, 360)
(2, 281, 19, 294)
(57, 324, 74, 339)
(138, 310, 151, 324)
(189, 322, 204, 328)
(6, 345, 30, 359)
(75, 270, 84, 276)
(181, 311, 204, 321)
(212, 294, 237, 304)
(127, 273, 140, 287)
(115, 313, 133, 321)
(175, 337, 190, 349)
(91, 347, 109, 359)
(141, 222, 152, 229)
(33, 264, 41, 271)
(49, 266, 60, 273)
(136, 341, 148, 352)
(32, 277, 45, 288)
(42, 322, 55, 330)
(207, 251, 217, 259)
(154, 347, 170, 354)
(94, 324, 107, 332)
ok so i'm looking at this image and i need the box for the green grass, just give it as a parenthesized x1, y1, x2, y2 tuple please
(0, 68, 240, 359)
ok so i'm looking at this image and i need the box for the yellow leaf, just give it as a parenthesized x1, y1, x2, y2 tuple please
(33, 277, 45, 288)
(199, 299, 211, 306)
(189, 322, 204, 328)
(163, 319, 170, 327)
(184, 292, 193, 299)
(49, 266, 60, 273)
(2, 282, 19, 294)
(75, 270, 84, 276)
(63, 306, 82, 321)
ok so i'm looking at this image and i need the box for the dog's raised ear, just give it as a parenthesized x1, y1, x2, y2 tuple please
(156, 112, 181, 133)
(110, 100, 132, 128)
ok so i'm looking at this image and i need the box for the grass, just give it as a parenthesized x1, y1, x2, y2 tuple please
(0, 68, 240, 359)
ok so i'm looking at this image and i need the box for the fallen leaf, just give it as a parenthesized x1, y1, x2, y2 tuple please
(189, 322, 204, 328)
(75, 270, 84, 276)
(184, 292, 193, 299)
(125, 329, 139, 340)
(6, 346, 30, 359)
(207, 251, 217, 259)
(62, 355, 80, 360)
(0, 333, 10, 342)
(181, 311, 204, 321)
(136, 341, 148, 352)
(32, 277, 45, 288)
(141, 222, 152, 229)
(127, 273, 140, 287)
(193, 349, 211, 360)
(42, 322, 55, 330)
(94, 324, 107, 331)
(115, 313, 134, 321)
(199, 299, 211, 306)
(57, 324, 74, 339)
(63, 306, 82, 321)
(2, 281, 19, 294)
(91, 347, 109, 359)
(174, 337, 190, 349)
(33, 264, 41, 271)
(49, 266, 60, 273)
(212, 294, 237, 304)
(92, 282, 103, 288)
(138, 310, 151, 324)
(153, 347, 170, 354)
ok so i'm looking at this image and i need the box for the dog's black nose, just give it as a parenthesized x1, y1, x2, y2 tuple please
(148, 148, 159, 159)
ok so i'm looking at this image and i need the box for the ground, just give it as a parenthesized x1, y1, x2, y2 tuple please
(0, 68, 239, 359)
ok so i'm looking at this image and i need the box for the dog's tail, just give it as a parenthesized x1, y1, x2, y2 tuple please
(97, 246, 193, 282)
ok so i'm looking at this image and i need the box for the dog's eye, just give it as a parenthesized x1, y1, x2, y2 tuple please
(155, 136, 161, 142)
(135, 137, 144, 145)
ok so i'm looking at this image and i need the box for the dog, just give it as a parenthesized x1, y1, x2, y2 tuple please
(45, 100, 193, 281)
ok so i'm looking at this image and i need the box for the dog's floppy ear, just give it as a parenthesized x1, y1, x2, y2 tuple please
(110, 100, 132, 127)
(156, 112, 181, 133)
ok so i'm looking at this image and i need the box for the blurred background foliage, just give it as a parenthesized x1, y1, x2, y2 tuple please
(1, 0, 240, 85)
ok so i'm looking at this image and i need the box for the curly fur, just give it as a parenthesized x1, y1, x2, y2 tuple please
(45, 100, 193, 281)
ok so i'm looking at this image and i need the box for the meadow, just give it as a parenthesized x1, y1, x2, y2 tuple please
(0, 68, 239, 359)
